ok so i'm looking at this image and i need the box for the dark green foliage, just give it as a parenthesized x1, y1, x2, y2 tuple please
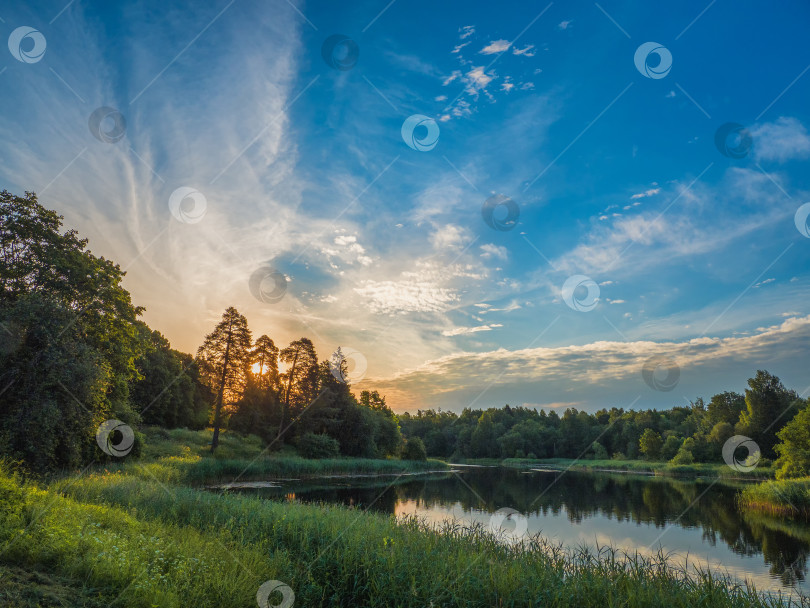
(129, 325, 209, 429)
(402, 436, 427, 461)
(737, 371, 800, 458)
(296, 432, 340, 459)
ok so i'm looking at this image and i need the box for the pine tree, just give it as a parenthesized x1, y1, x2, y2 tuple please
(196, 307, 252, 451)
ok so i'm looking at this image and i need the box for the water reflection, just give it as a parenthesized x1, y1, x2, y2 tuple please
(225, 467, 810, 595)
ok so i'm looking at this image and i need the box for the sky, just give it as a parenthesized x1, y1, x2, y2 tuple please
(2, 0, 810, 413)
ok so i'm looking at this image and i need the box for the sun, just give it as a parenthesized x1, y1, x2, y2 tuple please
(251, 362, 263, 375)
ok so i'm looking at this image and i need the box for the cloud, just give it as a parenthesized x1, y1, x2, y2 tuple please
(442, 324, 503, 337)
(370, 315, 810, 411)
(751, 116, 810, 162)
(464, 66, 496, 96)
(479, 39, 511, 55)
(480, 243, 508, 260)
(459, 25, 475, 39)
(452, 41, 471, 54)
(512, 44, 536, 57)
(557, 20, 573, 30)
(630, 187, 661, 199)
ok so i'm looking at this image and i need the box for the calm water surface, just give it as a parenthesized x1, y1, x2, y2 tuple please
(226, 466, 810, 598)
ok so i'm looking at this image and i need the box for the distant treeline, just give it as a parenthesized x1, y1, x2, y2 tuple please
(0, 190, 408, 472)
(400, 371, 810, 479)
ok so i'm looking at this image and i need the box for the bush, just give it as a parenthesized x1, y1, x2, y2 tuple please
(402, 437, 427, 461)
(296, 433, 340, 459)
(669, 447, 694, 465)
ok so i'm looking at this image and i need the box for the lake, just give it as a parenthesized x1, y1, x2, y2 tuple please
(222, 466, 810, 598)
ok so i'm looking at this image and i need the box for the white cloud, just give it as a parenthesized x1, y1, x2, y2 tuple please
(751, 116, 810, 162)
(557, 20, 573, 30)
(479, 39, 511, 55)
(480, 243, 508, 260)
(630, 187, 661, 199)
(452, 41, 471, 54)
(459, 25, 475, 39)
(442, 324, 503, 337)
(512, 44, 536, 57)
(464, 66, 496, 96)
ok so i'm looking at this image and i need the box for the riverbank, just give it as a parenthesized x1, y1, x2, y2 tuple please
(127, 427, 448, 485)
(0, 460, 795, 608)
(739, 478, 810, 519)
(494, 457, 775, 480)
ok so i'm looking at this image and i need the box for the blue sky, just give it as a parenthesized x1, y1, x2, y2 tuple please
(2, 0, 810, 412)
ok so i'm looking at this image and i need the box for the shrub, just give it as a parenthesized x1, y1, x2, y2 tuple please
(669, 447, 694, 465)
(296, 433, 340, 459)
(402, 437, 427, 461)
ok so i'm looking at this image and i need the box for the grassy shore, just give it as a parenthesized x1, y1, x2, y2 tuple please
(125, 427, 448, 486)
(498, 457, 775, 479)
(0, 431, 800, 607)
(739, 478, 810, 519)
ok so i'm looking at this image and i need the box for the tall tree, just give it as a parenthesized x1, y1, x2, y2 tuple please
(251, 335, 279, 393)
(278, 338, 319, 439)
(737, 371, 799, 457)
(196, 307, 252, 451)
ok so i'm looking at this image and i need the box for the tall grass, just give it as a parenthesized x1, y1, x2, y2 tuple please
(740, 478, 810, 519)
(0, 464, 791, 607)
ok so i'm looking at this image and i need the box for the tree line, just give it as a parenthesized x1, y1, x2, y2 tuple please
(399, 370, 810, 479)
(0, 190, 407, 471)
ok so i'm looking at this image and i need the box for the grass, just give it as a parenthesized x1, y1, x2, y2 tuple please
(0, 463, 797, 608)
(499, 457, 775, 480)
(125, 427, 447, 485)
(0, 431, 801, 607)
(739, 477, 810, 519)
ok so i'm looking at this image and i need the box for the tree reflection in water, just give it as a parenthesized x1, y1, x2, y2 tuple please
(228, 467, 810, 592)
